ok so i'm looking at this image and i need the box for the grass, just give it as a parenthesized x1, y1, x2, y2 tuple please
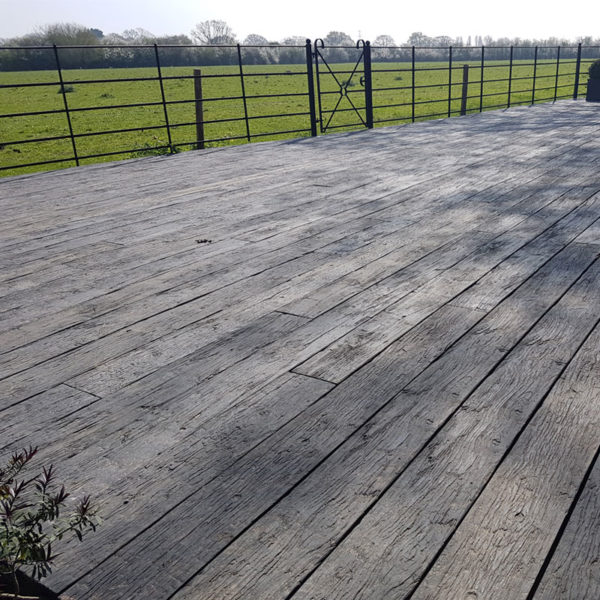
(0, 58, 591, 177)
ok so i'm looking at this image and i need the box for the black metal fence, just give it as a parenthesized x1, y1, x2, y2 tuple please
(1, 41, 598, 176)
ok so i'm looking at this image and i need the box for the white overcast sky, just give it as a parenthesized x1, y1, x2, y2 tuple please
(1, 0, 598, 42)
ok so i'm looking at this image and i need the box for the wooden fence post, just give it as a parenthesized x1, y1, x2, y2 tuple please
(194, 69, 205, 150)
(460, 64, 469, 116)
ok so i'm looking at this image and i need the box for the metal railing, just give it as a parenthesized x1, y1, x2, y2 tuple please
(0, 41, 598, 176)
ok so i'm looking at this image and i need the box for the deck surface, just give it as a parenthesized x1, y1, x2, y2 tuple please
(1, 100, 600, 600)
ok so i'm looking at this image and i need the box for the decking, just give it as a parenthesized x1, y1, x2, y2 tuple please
(1, 99, 600, 600)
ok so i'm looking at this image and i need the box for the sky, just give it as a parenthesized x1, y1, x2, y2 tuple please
(1, 0, 598, 43)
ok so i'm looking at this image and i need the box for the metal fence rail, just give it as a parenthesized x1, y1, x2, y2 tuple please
(0, 41, 598, 175)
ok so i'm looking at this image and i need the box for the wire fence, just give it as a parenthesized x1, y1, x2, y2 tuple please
(1, 41, 599, 176)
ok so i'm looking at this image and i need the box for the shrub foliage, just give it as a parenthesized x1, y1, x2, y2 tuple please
(0, 447, 100, 599)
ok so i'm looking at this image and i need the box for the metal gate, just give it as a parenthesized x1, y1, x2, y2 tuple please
(313, 39, 374, 133)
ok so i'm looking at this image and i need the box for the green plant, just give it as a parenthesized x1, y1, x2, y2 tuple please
(589, 59, 600, 80)
(0, 447, 99, 600)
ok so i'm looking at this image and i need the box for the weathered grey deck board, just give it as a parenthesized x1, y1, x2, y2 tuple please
(1, 100, 600, 600)
(290, 249, 600, 600)
(162, 244, 600, 600)
(409, 317, 600, 600)
(24, 154, 595, 399)
(62, 303, 484, 598)
(61, 238, 598, 597)
(534, 450, 600, 599)
(294, 188, 600, 382)
(6, 149, 583, 390)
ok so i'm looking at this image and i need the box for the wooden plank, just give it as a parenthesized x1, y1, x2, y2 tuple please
(0, 241, 123, 289)
(61, 240, 599, 598)
(279, 159, 594, 320)
(157, 244, 600, 600)
(2, 122, 596, 346)
(64, 230, 487, 397)
(573, 205, 600, 245)
(409, 322, 600, 599)
(534, 452, 600, 599)
(0, 207, 375, 349)
(294, 189, 600, 382)
(40, 371, 336, 590)
(290, 250, 600, 600)
(7, 139, 576, 390)
(56, 303, 481, 597)
(450, 196, 600, 312)
(0, 384, 100, 452)
(2, 372, 334, 494)
(0, 310, 307, 411)
(0, 159, 474, 340)
(1, 218, 423, 393)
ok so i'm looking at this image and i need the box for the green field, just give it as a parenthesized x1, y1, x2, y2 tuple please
(0, 58, 590, 177)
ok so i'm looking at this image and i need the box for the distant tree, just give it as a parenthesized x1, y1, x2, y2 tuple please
(155, 34, 192, 45)
(90, 28, 104, 40)
(34, 23, 100, 46)
(322, 31, 355, 62)
(121, 28, 155, 43)
(407, 31, 432, 46)
(154, 34, 193, 66)
(432, 35, 453, 47)
(373, 35, 397, 61)
(19, 24, 104, 67)
(577, 36, 594, 45)
(282, 36, 307, 46)
(373, 34, 396, 47)
(102, 32, 127, 44)
(324, 31, 354, 47)
(241, 34, 271, 64)
(243, 34, 268, 46)
(278, 37, 307, 64)
(191, 20, 236, 45)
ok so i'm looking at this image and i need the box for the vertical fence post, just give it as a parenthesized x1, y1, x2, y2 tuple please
(363, 41, 373, 129)
(305, 39, 318, 137)
(314, 41, 326, 133)
(237, 44, 251, 142)
(411, 46, 416, 122)
(532, 46, 539, 105)
(460, 64, 469, 115)
(53, 45, 79, 166)
(507, 45, 514, 108)
(479, 45, 485, 113)
(154, 44, 173, 152)
(553, 46, 561, 102)
(573, 43, 582, 99)
(447, 46, 453, 117)
(193, 69, 205, 150)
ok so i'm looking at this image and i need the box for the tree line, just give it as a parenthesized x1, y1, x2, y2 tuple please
(0, 21, 598, 71)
